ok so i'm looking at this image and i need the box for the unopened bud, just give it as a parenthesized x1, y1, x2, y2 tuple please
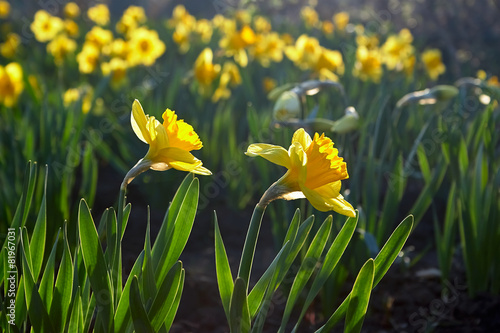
(273, 91, 301, 121)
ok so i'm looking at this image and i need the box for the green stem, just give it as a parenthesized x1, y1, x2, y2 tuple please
(237, 203, 266, 288)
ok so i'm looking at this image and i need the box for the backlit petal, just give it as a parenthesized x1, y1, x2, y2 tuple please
(131, 99, 150, 144)
(291, 128, 312, 149)
(156, 147, 208, 173)
(246, 143, 291, 168)
(300, 185, 355, 216)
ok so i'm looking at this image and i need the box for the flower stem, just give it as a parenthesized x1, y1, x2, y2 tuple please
(237, 203, 267, 288)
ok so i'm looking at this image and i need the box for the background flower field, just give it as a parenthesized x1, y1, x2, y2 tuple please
(0, 0, 499, 332)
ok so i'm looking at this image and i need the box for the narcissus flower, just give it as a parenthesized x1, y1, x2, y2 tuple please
(47, 34, 77, 65)
(0, 62, 24, 107)
(0, 0, 10, 19)
(30, 10, 64, 42)
(422, 49, 446, 80)
(353, 46, 383, 82)
(87, 4, 110, 26)
(246, 128, 355, 216)
(122, 100, 211, 188)
(126, 27, 165, 66)
(64, 2, 80, 19)
(333, 12, 349, 31)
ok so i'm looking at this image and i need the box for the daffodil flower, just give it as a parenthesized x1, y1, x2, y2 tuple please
(246, 128, 355, 217)
(122, 99, 211, 188)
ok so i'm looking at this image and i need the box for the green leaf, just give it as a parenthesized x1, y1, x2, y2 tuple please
(458, 136, 469, 176)
(114, 251, 145, 333)
(229, 277, 251, 333)
(39, 229, 60, 313)
(417, 145, 431, 183)
(50, 224, 73, 331)
(294, 213, 358, 331)
(155, 178, 199, 288)
(279, 216, 333, 332)
(282, 209, 301, 247)
(129, 276, 154, 332)
(214, 211, 234, 320)
(21, 236, 55, 332)
(78, 199, 113, 332)
(316, 215, 413, 332)
(345, 259, 375, 333)
(142, 211, 157, 305)
(30, 165, 48, 281)
(163, 268, 185, 332)
(149, 261, 183, 332)
(152, 173, 194, 266)
(11, 161, 37, 230)
(67, 287, 82, 333)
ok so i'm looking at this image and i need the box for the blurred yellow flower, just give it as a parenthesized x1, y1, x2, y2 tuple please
(126, 27, 166, 66)
(102, 38, 129, 58)
(381, 29, 414, 71)
(87, 4, 110, 26)
(77, 43, 100, 73)
(194, 19, 213, 44)
(246, 128, 355, 216)
(219, 24, 256, 67)
(47, 34, 77, 65)
(194, 47, 220, 87)
(301, 6, 319, 28)
(0, 62, 23, 107)
(356, 34, 379, 50)
(212, 61, 241, 102)
(116, 5, 146, 35)
(101, 57, 128, 87)
(0, 32, 20, 58)
(64, 2, 80, 19)
(353, 46, 383, 82)
(235, 10, 251, 25)
(422, 49, 445, 80)
(262, 77, 277, 94)
(0, 0, 10, 18)
(168, 4, 196, 29)
(322, 21, 334, 35)
(172, 23, 192, 54)
(123, 99, 211, 187)
(85, 26, 113, 50)
(31, 10, 64, 42)
(315, 47, 344, 76)
(254, 16, 272, 33)
(64, 19, 79, 37)
(333, 12, 349, 31)
(63, 86, 93, 114)
(251, 32, 285, 67)
(285, 34, 322, 70)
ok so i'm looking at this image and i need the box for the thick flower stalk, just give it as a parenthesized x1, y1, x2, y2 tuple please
(246, 128, 355, 217)
(121, 99, 211, 189)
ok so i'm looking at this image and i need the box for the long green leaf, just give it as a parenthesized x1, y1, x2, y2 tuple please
(163, 268, 185, 332)
(113, 251, 145, 333)
(229, 277, 251, 333)
(214, 211, 234, 320)
(316, 215, 413, 332)
(38, 229, 60, 313)
(149, 261, 183, 332)
(294, 213, 358, 331)
(155, 178, 199, 287)
(279, 216, 333, 332)
(129, 276, 154, 332)
(78, 199, 113, 332)
(345, 259, 375, 333)
(30, 166, 48, 281)
(67, 287, 82, 333)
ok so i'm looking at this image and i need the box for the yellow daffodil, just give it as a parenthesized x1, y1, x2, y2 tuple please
(116, 5, 146, 35)
(77, 43, 100, 73)
(30, 10, 64, 42)
(194, 47, 220, 88)
(101, 57, 128, 87)
(315, 47, 345, 76)
(63, 85, 93, 114)
(422, 49, 445, 80)
(0, 62, 24, 107)
(254, 16, 272, 33)
(381, 29, 414, 71)
(219, 24, 256, 67)
(0, 0, 10, 19)
(0, 32, 20, 58)
(64, 2, 80, 19)
(85, 26, 113, 50)
(172, 23, 192, 54)
(87, 4, 110, 26)
(64, 19, 79, 37)
(356, 34, 379, 50)
(102, 38, 128, 58)
(122, 99, 211, 188)
(126, 27, 165, 66)
(167, 5, 196, 29)
(212, 62, 241, 102)
(262, 77, 277, 94)
(246, 128, 354, 216)
(301, 6, 319, 28)
(353, 45, 383, 82)
(47, 34, 77, 65)
(285, 34, 322, 70)
(250, 32, 285, 67)
(322, 21, 334, 35)
(333, 12, 349, 31)
(194, 19, 213, 44)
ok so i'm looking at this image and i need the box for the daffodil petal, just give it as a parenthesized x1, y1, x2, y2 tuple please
(300, 185, 355, 216)
(156, 147, 205, 173)
(192, 165, 213, 176)
(291, 128, 312, 149)
(288, 142, 307, 180)
(246, 143, 291, 168)
(131, 99, 150, 144)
